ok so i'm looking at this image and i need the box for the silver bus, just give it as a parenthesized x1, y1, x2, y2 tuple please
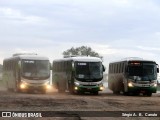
(52, 56, 105, 94)
(108, 57, 159, 96)
(3, 53, 51, 93)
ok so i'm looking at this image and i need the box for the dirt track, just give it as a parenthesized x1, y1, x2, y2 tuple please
(0, 87, 160, 120)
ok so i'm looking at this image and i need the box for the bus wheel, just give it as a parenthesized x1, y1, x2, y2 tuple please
(58, 89, 65, 93)
(14, 88, 20, 93)
(8, 88, 13, 92)
(69, 85, 75, 94)
(58, 87, 65, 93)
(147, 92, 152, 97)
(92, 91, 99, 95)
(14, 85, 20, 93)
(113, 91, 120, 94)
(41, 89, 46, 94)
(77, 90, 83, 95)
(27, 90, 33, 94)
(123, 92, 127, 95)
(69, 89, 75, 94)
(123, 91, 130, 96)
(133, 92, 139, 96)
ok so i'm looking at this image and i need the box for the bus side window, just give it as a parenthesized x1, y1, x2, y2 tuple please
(125, 66, 129, 73)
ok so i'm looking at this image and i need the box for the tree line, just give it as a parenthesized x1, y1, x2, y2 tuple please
(63, 46, 102, 59)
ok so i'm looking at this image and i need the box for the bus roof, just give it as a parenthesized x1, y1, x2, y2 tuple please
(18, 55, 49, 60)
(53, 56, 102, 62)
(109, 58, 156, 64)
(4, 54, 49, 61)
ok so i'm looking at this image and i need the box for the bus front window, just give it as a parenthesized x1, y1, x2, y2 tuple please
(75, 62, 103, 81)
(75, 62, 90, 79)
(90, 62, 103, 79)
(22, 60, 50, 79)
(128, 63, 156, 81)
(128, 66, 142, 76)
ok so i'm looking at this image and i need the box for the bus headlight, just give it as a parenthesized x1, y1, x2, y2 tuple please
(44, 82, 52, 90)
(154, 83, 157, 87)
(99, 83, 103, 90)
(74, 86, 78, 90)
(100, 86, 103, 90)
(20, 83, 27, 89)
(46, 84, 52, 89)
(128, 82, 133, 87)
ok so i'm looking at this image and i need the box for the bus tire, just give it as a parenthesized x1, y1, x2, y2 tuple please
(69, 89, 75, 94)
(123, 91, 130, 96)
(92, 91, 99, 95)
(57, 84, 65, 93)
(69, 84, 75, 94)
(113, 91, 120, 94)
(58, 89, 65, 93)
(147, 92, 152, 97)
(77, 90, 82, 95)
(14, 88, 20, 93)
(8, 88, 13, 92)
(133, 92, 139, 96)
(14, 85, 21, 93)
(123, 92, 127, 95)
(27, 90, 33, 94)
(41, 89, 46, 94)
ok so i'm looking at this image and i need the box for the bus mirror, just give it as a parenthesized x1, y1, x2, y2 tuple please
(102, 65, 105, 72)
(157, 64, 159, 73)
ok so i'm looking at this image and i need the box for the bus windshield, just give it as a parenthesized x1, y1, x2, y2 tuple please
(75, 62, 103, 81)
(22, 60, 50, 79)
(128, 63, 157, 81)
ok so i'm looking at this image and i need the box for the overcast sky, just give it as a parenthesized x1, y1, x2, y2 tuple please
(0, 0, 160, 69)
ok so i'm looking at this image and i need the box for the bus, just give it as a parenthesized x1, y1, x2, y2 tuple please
(52, 56, 105, 94)
(3, 53, 51, 93)
(108, 57, 159, 96)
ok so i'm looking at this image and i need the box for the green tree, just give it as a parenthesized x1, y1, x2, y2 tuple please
(63, 46, 102, 58)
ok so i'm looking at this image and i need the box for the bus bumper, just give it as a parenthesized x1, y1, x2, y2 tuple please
(128, 86, 157, 93)
(20, 82, 51, 93)
(74, 85, 103, 92)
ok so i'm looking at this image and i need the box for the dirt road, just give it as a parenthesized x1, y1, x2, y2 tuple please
(0, 87, 160, 120)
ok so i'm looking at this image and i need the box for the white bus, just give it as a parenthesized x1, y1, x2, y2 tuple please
(52, 56, 105, 94)
(3, 53, 51, 93)
(108, 57, 159, 96)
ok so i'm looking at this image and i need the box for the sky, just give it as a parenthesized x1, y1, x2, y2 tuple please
(0, 0, 160, 70)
